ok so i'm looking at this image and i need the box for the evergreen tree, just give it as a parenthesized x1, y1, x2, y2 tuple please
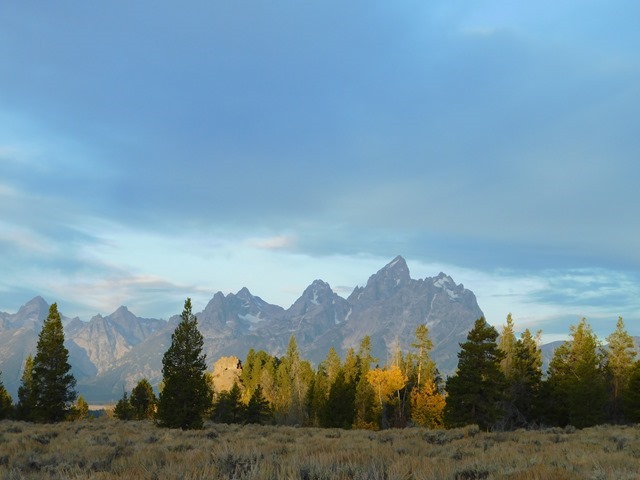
(130, 378, 157, 420)
(0, 371, 13, 420)
(622, 360, 640, 423)
(498, 317, 543, 429)
(156, 298, 212, 429)
(353, 337, 377, 429)
(606, 317, 636, 422)
(444, 317, 506, 430)
(544, 318, 607, 428)
(510, 329, 543, 426)
(306, 365, 329, 427)
(211, 382, 244, 424)
(31, 303, 77, 423)
(244, 385, 271, 424)
(324, 347, 342, 385)
(324, 369, 356, 429)
(114, 391, 134, 420)
(16, 354, 35, 421)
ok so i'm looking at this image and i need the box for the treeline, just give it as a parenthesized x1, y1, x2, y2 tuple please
(2, 299, 639, 433)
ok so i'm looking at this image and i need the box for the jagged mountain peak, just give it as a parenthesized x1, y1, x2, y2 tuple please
(375, 256, 410, 283)
(236, 286, 253, 299)
(17, 296, 49, 317)
(348, 256, 411, 304)
(112, 305, 131, 315)
(301, 280, 334, 302)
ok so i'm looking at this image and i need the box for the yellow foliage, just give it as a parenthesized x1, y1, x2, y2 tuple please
(367, 366, 407, 406)
(410, 379, 445, 429)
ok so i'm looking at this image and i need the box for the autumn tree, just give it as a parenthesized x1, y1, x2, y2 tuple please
(367, 365, 407, 428)
(444, 317, 506, 430)
(156, 298, 213, 429)
(67, 395, 89, 421)
(130, 378, 157, 420)
(412, 324, 435, 390)
(410, 378, 445, 428)
(409, 324, 444, 428)
(274, 336, 313, 425)
(499, 314, 517, 379)
(606, 317, 636, 422)
(31, 303, 77, 422)
(544, 318, 607, 428)
(240, 349, 278, 404)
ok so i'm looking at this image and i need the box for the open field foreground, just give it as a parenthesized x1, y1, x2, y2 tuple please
(1, 420, 640, 480)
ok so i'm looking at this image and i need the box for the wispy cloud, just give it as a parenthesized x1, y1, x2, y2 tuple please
(248, 235, 297, 251)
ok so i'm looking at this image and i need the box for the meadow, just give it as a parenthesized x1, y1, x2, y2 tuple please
(1, 419, 639, 479)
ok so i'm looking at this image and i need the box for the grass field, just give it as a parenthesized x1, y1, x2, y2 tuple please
(1, 419, 639, 479)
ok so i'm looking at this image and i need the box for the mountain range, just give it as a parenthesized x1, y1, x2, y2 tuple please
(0, 256, 484, 403)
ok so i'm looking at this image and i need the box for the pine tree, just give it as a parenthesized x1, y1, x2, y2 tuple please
(606, 317, 636, 422)
(622, 360, 640, 423)
(114, 391, 134, 420)
(324, 369, 356, 429)
(130, 378, 157, 420)
(16, 354, 35, 421)
(510, 329, 543, 425)
(544, 318, 607, 428)
(212, 382, 244, 424)
(307, 365, 329, 427)
(498, 316, 543, 429)
(244, 385, 271, 424)
(353, 337, 378, 429)
(156, 298, 212, 429)
(0, 371, 13, 420)
(31, 303, 77, 423)
(444, 317, 506, 430)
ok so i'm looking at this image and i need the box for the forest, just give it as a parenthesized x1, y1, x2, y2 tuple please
(1, 298, 639, 434)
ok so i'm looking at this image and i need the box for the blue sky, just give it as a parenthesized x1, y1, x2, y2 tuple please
(1, 1, 639, 342)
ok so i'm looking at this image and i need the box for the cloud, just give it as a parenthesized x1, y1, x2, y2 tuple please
(248, 235, 297, 251)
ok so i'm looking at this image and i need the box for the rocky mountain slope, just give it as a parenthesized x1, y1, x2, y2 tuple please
(0, 256, 484, 402)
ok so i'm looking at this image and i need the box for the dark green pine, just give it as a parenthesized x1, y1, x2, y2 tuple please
(156, 298, 212, 429)
(31, 303, 77, 423)
(444, 317, 506, 430)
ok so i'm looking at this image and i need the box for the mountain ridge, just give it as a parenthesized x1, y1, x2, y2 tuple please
(0, 256, 484, 402)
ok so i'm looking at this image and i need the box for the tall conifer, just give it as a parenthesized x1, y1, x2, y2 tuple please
(444, 317, 506, 430)
(156, 298, 212, 429)
(31, 303, 77, 423)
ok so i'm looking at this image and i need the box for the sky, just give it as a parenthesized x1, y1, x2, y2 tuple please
(1, 1, 639, 343)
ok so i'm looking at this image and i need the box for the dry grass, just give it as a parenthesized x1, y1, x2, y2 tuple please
(1, 419, 640, 479)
